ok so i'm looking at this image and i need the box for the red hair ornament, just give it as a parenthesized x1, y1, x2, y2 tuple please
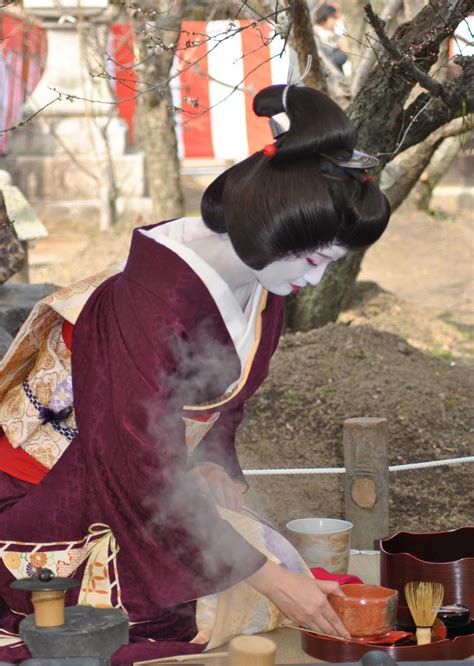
(263, 143, 278, 157)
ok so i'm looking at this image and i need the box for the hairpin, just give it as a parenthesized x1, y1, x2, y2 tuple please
(269, 112, 290, 138)
(266, 54, 380, 174)
(282, 55, 313, 111)
(270, 55, 313, 138)
(321, 149, 380, 170)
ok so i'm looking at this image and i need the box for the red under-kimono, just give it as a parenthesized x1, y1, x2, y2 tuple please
(0, 220, 285, 662)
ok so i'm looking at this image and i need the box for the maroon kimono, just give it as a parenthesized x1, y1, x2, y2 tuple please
(0, 224, 284, 663)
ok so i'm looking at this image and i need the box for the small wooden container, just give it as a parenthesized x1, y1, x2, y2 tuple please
(228, 635, 276, 666)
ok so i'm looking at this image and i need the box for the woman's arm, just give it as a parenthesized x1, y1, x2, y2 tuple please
(246, 560, 351, 638)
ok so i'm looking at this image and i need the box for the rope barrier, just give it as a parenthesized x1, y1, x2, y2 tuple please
(243, 455, 474, 476)
(388, 456, 474, 471)
(244, 467, 346, 476)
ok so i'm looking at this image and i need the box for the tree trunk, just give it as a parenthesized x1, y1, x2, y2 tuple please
(289, 0, 328, 93)
(286, 0, 473, 332)
(98, 119, 119, 230)
(130, 0, 185, 221)
(285, 250, 364, 331)
(135, 87, 184, 220)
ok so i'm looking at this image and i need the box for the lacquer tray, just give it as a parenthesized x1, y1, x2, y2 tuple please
(380, 527, 474, 609)
(301, 622, 474, 662)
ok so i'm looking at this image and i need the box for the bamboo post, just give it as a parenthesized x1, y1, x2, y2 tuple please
(227, 636, 276, 666)
(343, 417, 389, 550)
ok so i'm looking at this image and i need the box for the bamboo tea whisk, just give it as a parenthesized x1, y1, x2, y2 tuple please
(405, 581, 444, 645)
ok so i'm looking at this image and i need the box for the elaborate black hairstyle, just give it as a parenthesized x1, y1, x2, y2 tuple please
(201, 84, 390, 270)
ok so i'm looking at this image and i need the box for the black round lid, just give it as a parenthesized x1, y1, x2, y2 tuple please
(437, 603, 471, 628)
(10, 568, 80, 592)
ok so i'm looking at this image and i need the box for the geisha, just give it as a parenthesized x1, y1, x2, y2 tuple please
(0, 83, 390, 662)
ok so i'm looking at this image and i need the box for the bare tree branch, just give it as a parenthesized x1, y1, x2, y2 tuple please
(179, 48, 285, 126)
(1, 11, 284, 137)
(413, 127, 471, 210)
(0, 94, 62, 136)
(381, 115, 473, 211)
(351, 0, 404, 98)
(363, 2, 447, 100)
(394, 55, 474, 154)
(349, 0, 473, 165)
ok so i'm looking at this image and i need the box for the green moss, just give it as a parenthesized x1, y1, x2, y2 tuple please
(286, 391, 303, 405)
(430, 349, 454, 361)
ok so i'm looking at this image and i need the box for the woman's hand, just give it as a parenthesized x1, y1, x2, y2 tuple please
(190, 462, 244, 511)
(246, 560, 350, 639)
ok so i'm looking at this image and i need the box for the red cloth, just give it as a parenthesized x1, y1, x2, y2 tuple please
(311, 567, 363, 586)
(62, 319, 74, 351)
(0, 433, 49, 484)
(0, 321, 74, 485)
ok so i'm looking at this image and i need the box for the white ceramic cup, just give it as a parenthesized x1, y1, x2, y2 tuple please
(286, 517, 353, 574)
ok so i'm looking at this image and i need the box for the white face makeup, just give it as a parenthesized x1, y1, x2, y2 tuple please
(251, 244, 348, 296)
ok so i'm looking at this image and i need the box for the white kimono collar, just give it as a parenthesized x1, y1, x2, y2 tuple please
(140, 218, 267, 407)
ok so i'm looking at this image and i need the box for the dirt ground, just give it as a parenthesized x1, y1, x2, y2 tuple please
(27, 199, 474, 537)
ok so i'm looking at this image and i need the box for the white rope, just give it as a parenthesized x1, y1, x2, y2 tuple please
(244, 467, 346, 476)
(388, 456, 474, 471)
(243, 455, 474, 476)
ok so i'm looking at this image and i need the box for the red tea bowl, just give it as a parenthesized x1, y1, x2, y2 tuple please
(329, 583, 398, 639)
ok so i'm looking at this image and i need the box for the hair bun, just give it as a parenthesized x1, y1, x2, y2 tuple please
(253, 84, 356, 161)
(253, 84, 287, 118)
(201, 84, 390, 269)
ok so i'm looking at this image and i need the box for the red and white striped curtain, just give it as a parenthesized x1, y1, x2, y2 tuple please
(109, 20, 290, 159)
(0, 8, 47, 154)
(1, 19, 288, 159)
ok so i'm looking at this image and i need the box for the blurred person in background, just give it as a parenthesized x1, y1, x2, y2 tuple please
(313, 2, 351, 75)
